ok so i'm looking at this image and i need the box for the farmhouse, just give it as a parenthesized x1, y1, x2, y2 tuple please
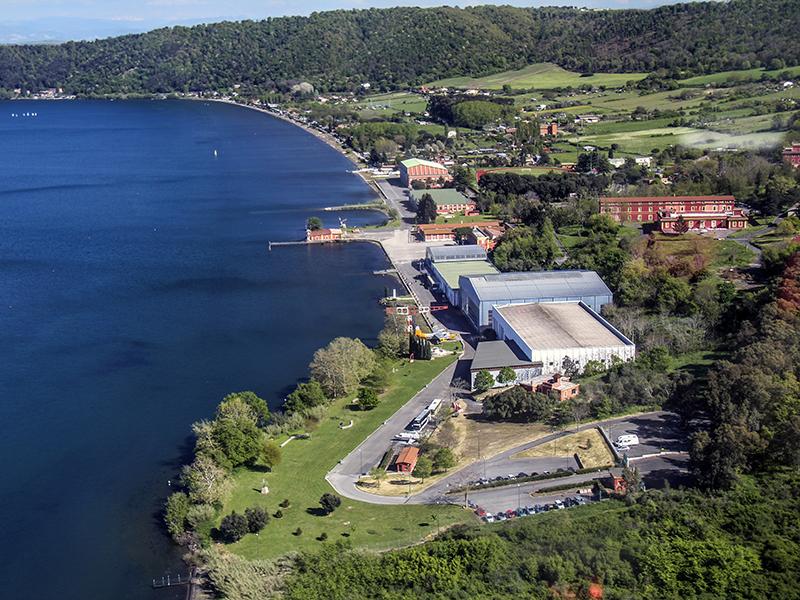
(783, 142, 800, 168)
(599, 195, 737, 223)
(492, 302, 635, 378)
(399, 158, 451, 187)
(411, 188, 476, 215)
(459, 270, 613, 329)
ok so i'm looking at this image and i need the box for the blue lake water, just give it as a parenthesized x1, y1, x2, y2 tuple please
(0, 100, 393, 599)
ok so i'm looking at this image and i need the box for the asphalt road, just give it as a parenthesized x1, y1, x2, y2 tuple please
(327, 409, 690, 508)
(325, 341, 476, 506)
(374, 178, 416, 225)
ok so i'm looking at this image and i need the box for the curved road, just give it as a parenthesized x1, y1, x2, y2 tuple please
(326, 408, 687, 506)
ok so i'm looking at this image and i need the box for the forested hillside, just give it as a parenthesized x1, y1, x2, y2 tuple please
(1, 0, 798, 95)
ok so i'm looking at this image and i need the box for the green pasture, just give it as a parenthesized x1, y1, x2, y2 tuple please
(429, 63, 646, 90)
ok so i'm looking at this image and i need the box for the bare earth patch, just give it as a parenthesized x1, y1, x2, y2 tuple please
(513, 428, 614, 468)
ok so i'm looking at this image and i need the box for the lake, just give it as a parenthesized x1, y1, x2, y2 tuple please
(0, 99, 393, 599)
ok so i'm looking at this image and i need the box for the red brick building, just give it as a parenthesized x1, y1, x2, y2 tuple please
(783, 143, 800, 168)
(539, 122, 558, 137)
(416, 221, 502, 242)
(307, 227, 343, 242)
(395, 446, 419, 473)
(399, 158, 451, 188)
(536, 374, 580, 401)
(658, 210, 747, 233)
(599, 195, 737, 224)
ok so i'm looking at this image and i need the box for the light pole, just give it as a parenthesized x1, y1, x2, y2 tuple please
(516, 483, 521, 511)
(359, 449, 363, 474)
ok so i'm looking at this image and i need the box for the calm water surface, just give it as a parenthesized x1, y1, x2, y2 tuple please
(0, 100, 392, 599)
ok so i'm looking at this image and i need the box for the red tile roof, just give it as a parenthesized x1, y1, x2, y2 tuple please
(600, 195, 735, 204)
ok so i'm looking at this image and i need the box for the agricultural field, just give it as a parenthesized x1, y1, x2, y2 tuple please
(678, 65, 800, 87)
(429, 63, 646, 90)
(355, 92, 428, 119)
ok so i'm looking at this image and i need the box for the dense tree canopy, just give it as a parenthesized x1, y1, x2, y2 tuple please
(2, 1, 798, 95)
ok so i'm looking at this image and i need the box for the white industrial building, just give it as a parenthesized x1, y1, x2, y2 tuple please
(459, 270, 614, 329)
(491, 302, 635, 377)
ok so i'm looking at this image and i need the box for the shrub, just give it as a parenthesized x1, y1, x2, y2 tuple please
(319, 493, 342, 515)
(274, 509, 284, 519)
(279, 498, 291, 508)
(164, 492, 190, 540)
(245, 506, 269, 533)
(358, 387, 380, 411)
(474, 370, 495, 393)
(219, 511, 249, 543)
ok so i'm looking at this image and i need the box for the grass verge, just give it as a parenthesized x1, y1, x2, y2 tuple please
(223, 353, 470, 560)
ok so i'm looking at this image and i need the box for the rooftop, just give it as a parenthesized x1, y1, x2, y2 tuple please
(431, 259, 499, 290)
(417, 221, 502, 234)
(495, 302, 633, 351)
(400, 158, 447, 170)
(427, 245, 487, 263)
(462, 270, 612, 302)
(600, 195, 736, 204)
(411, 188, 473, 207)
(471, 340, 540, 371)
(396, 446, 419, 464)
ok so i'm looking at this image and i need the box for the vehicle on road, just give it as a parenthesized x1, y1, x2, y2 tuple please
(616, 434, 640, 447)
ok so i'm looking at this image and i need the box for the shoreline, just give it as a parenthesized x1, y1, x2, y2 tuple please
(208, 98, 397, 218)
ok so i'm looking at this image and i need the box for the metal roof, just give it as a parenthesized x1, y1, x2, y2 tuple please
(471, 340, 540, 371)
(495, 302, 632, 350)
(431, 260, 498, 290)
(427, 245, 487, 263)
(400, 158, 447, 170)
(462, 270, 612, 302)
(411, 188, 472, 207)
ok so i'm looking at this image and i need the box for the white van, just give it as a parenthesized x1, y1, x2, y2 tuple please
(616, 434, 640, 447)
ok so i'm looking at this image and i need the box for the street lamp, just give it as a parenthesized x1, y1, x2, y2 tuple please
(359, 449, 363, 474)
(516, 483, 521, 511)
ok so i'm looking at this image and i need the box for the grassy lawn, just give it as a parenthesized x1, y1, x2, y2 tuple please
(678, 65, 800, 87)
(476, 166, 563, 177)
(223, 353, 471, 560)
(512, 428, 615, 469)
(429, 63, 646, 90)
(667, 349, 729, 378)
(648, 233, 755, 269)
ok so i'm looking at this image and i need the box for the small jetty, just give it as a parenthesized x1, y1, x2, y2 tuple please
(151, 568, 203, 599)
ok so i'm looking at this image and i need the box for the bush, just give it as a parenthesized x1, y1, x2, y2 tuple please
(164, 492, 190, 540)
(319, 493, 342, 515)
(293, 527, 303, 536)
(358, 387, 380, 411)
(219, 511, 249, 543)
(279, 498, 291, 508)
(274, 509, 284, 519)
(245, 506, 269, 533)
(474, 370, 495, 393)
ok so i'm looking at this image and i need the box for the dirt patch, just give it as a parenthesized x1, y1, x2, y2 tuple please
(513, 428, 614, 468)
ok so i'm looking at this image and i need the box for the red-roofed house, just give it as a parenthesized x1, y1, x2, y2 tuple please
(395, 446, 420, 473)
(307, 228, 343, 242)
(537, 374, 580, 401)
(783, 143, 800, 168)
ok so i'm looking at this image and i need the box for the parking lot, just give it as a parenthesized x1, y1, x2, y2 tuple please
(418, 411, 691, 512)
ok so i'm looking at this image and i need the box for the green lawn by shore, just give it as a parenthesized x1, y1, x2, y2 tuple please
(222, 352, 470, 560)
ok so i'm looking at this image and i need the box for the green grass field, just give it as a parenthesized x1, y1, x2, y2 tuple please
(679, 65, 800, 87)
(434, 214, 499, 224)
(223, 353, 470, 560)
(356, 92, 428, 118)
(429, 63, 646, 90)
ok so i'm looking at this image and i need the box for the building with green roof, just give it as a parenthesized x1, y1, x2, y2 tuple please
(429, 259, 499, 306)
(399, 158, 451, 187)
(411, 189, 476, 214)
